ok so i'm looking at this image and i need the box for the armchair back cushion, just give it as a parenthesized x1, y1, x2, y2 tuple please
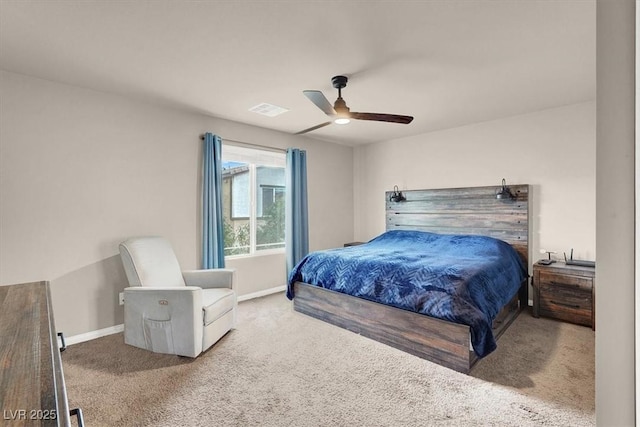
(119, 236, 186, 288)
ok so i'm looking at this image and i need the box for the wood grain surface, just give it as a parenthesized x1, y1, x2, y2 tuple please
(0, 282, 70, 426)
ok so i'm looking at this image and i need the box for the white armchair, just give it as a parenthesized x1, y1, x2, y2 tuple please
(118, 236, 236, 358)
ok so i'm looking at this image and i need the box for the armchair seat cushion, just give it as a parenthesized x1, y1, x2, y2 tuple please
(202, 288, 236, 326)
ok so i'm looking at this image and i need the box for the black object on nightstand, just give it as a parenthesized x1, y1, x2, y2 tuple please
(532, 261, 595, 330)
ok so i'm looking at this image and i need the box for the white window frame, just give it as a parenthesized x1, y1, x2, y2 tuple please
(222, 143, 285, 259)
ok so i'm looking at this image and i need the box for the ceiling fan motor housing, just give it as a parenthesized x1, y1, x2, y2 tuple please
(333, 97, 349, 114)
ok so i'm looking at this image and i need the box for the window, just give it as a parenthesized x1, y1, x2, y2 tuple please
(260, 185, 285, 217)
(222, 144, 286, 257)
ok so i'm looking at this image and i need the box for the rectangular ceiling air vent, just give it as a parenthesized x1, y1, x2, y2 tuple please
(249, 103, 289, 117)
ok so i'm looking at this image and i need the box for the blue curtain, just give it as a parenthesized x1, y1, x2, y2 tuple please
(202, 133, 225, 269)
(286, 148, 309, 273)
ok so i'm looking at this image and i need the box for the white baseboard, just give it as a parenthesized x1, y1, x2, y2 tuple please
(65, 324, 124, 346)
(238, 285, 285, 302)
(65, 286, 286, 345)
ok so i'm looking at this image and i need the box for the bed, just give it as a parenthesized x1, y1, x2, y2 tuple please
(287, 184, 530, 373)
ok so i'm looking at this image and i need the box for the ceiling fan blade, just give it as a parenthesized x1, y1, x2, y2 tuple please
(294, 121, 332, 135)
(303, 90, 336, 116)
(350, 112, 414, 124)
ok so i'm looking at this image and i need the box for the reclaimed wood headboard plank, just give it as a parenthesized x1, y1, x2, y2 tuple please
(385, 184, 530, 266)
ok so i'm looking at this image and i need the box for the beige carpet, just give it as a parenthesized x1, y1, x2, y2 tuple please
(63, 292, 594, 426)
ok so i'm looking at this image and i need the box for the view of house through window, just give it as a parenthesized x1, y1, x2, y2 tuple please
(222, 144, 286, 257)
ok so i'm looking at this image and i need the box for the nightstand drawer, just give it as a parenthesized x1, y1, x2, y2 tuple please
(539, 271, 592, 291)
(538, 288, 592, 326)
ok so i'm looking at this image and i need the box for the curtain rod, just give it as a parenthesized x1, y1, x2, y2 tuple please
(199, 135, 287, 154)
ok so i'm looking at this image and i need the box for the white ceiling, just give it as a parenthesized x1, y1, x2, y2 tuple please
(0, 1, 595, 146)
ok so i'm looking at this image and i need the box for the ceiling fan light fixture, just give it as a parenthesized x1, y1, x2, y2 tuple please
(334, 117, 350, 125)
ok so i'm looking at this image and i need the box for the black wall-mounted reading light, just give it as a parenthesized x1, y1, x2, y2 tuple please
(389, 185, 406, 202)
(495, 178, 516, 200)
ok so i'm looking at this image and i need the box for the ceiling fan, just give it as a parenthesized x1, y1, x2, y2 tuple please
(295, 75, 414, 135)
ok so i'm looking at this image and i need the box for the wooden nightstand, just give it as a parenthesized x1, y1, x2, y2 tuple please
(532, 261, 595, 330)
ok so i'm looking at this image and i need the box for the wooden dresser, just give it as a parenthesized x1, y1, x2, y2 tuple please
(532, 262, 595, 330)
(0, 281, 83, 426)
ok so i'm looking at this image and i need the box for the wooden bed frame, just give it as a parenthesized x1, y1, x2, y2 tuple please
(292, 184, 530, 373)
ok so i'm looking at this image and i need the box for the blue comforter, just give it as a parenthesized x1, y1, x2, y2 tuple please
(287, 230, 527, 357)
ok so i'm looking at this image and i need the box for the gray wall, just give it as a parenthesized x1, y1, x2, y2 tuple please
(0, 70, 354, 336)
(595, 0, 635, 424)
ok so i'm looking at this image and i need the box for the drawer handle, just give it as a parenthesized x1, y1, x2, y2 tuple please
(550, 300, 581, 309)
(57, 332, 66, 352)
(70, 408, 84, 427)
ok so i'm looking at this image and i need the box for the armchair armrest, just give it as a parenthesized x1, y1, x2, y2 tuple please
(123, 286, 203, 357)
(182, 269, 235, 289)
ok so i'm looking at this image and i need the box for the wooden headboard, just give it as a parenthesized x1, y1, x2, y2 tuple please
(385, 184, 530, 267)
